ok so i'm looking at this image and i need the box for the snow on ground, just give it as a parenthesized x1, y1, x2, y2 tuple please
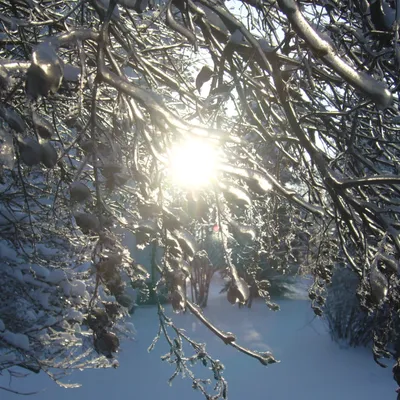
(1, 280, 396, 400)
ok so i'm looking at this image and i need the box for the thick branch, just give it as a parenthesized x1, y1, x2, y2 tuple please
(186, 300, 279, 365)
(277, 0, 393, 108)
(341, 175, 400, 189)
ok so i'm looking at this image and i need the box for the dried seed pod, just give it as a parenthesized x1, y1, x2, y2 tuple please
(73, 212, 100, 234)
(0, 106, 26, 133)
(103, 302, 120, 320)
(99, 214, 114, 229)
(172, 228, 196, 257)
(132, 263, 149, 276)
(26, 42, 64, 98)
(63, 64, 80, 82)
(18, 137, 42, 166)
(96, 253, 123, 273)
(104, 273, 124, 297)
(32, 111, 54, 139)
(106, 172, 130, 189)
(228, 219, 256, 246)
(115, 293, 134, 310)
(171, 286, 186, 313)
(258, 280, 271, 291)
(41, 141, 57, 168)
(227, 278, 250, 305)
(227, 285, 237, 305)
(95, 0, 121, 20)
(101, 163, 122, 178)
(219, 181, 252, 207)
(86, 309, 111, 331)
(79, 139, 95, 153)
(98, 232, 117, 248)
(312, 306, 323, 317)
(94, 331, 120, 358)
(370, 266, 388, 304)
(393, 359, 400, 386)
(69, 182, 92, 203)
(65, 114, 84, 130)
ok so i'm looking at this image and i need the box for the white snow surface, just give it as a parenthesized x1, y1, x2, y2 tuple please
(0, 279, 395, 399)
(1, 331, 30, 351)
(0, 241, 18, 261)
(31, 264, 50, 279)
(46, 269, 67, 284)
(66, 309, 84, 323)
(69, 280, 87, 297)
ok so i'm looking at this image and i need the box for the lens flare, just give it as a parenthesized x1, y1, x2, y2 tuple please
(169, 139, 217, 188)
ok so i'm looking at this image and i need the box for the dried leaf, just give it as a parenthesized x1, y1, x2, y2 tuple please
(101, 162, 122, 178)
(265, 301, 280, 311)
(57, 382, 82, 389)
(95, 331, 119, 358)
(370, 266, 388, 304)
(32, 111, 54, 139)
(229, 219, 256, 245)
(137, 219, 158, 234)
(219, 164, 272, 195)
(166, 2, 196, 46)
(172, 228, 196, 257)
(227, 277, 249, 304)
(41, 141, 57, 168)
(196, 65, 213, 92)
(107, 172, 130, 188)
(26, 42, 64, 98)
(86, 309, 111, 331)
(116, 293, 134, 309)
(138, 202, 161, 219)
(187, 194, 209, 221)
(258, 280, 271, 290)
(69, 182, 92, 203)
(209, 83, 232, 96)
(258, 352, 279, 365)
(171, 285, 186, 313)
(95, 0, 121, 20)
(162, 206, 188, 231)
(17, 137, 42, 166)
(219, 181, 252, 207)
(165, 232, 182, 258)
(63, 64, 80, 82)
(229, 29, 246, 45)
(0, 106, 26, 133)
(135, 230, 151, 248)
(74, 212, 100, 233)
(119, 0, 145, 11)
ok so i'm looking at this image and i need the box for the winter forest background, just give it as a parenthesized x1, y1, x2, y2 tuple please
(1, 0, 400, 398)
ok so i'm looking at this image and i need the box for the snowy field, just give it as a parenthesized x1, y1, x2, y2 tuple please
(1, 282, 395, 400)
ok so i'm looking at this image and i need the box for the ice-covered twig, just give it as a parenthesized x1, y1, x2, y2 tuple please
(277, 0, 393, 108)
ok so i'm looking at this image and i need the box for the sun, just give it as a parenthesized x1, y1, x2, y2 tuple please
(168, 138, 218, 188)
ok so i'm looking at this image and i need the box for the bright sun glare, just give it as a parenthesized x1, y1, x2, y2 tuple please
(169, 139, 217, 188)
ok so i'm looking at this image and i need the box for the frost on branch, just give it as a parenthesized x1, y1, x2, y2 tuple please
(26, 42, 64, 99)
